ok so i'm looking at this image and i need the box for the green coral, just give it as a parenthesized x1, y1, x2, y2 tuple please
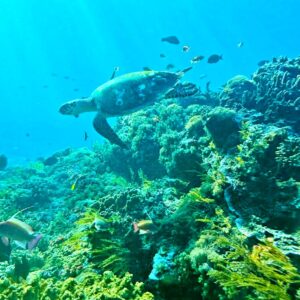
(0, 271, 154, 300)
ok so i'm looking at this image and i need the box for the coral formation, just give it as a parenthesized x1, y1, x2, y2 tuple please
(0, 56, 299, 299)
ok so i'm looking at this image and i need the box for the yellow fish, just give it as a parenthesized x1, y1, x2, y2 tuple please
(71, 182, 76, 191)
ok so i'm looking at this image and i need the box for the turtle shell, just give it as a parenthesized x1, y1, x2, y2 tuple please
(91, 71, 180, 117)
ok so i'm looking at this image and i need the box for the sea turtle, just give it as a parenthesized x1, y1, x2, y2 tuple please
(59, 69, 196, 148)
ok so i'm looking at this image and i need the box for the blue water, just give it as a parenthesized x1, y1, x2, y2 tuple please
(0, 0, 299, 164)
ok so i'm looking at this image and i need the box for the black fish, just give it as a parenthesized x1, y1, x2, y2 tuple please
(143, 67, 152, 71)
(161, 36, 180, 45)
(182, 45, 190, 52)
(160, 53, 166, 58)
(44, 155, 58, 166)
(84, 131, 88, 141)
(207, 54, 222, 64)
(191, 55, 205, 64)
(110, 67, 120, 80)
(166, 64, 175, 70)
(257, 60, 269, 67)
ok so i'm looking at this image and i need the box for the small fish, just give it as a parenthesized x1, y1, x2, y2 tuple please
(70, 174, 84, 191)
(0, 208, 42, 250)
(133, 220, 155, 235)
(73, 88, 79, 92)
(190, 55, 205, 64)
(110, 66, 120, 80)
(64, 76, 70, 80)
(257, 60, 269, 67)
(166, 63, 175, 70)
(42, 85, 49, 89)
(182, 45, 191, 52)
(84, 131, 88, 141)
(51, 73, 58, 77)
(207, 54, 222, 64)
(199, 74, 207, 80)
(71, 182, 76, 191)
(237, 41, 244, 48)
(92, 218, 110, 232)
(160, 53, 166, 58)
(1, 236, 9, 247)
(143, 67, 152, 71)
(152, 116, 160, 123)
(161, 35, 180, 45)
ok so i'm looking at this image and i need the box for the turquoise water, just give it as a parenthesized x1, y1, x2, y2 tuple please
(0, 0, 299, 163)
(0, 2, 299, 299)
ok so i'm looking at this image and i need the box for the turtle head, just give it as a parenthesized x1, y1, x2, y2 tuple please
(59, 98, 96, 117)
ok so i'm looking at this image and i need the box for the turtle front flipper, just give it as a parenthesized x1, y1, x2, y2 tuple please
(93, 113, 128, 149)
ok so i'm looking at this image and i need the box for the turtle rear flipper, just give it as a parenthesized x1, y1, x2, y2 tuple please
(93, 114, 128, 149)
(165, 82, 199, 99)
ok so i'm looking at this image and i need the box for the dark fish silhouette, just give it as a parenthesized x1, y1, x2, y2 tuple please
(258, 60, 269, 66)
(84, 131, 88, 141)
(143, 67, 152, 71)
(160, 53, 166, 58)
(161, 36, 180, 45)
(182, 45, 190, 52)
(110, 67, 120, 80)
(191, 55, 205, 64)
(166, 64, 175, 70)
(207, 54, 222, 64)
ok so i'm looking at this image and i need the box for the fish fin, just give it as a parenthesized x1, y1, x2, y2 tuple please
(27, 234, 42, 250)
(139, 229, 150, 235)
(10, 206, 34, 219)
(14, 240, 27, 249)
(133, 222, 139, 233)
(1, 236, 10, 247)
(93, 113, 128, 149)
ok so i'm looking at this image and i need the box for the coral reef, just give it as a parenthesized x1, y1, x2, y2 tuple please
(220, 56, 300, 132)
(0, 56, 299, 299)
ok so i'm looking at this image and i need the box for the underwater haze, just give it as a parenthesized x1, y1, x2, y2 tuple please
(0, 1, 300, 300)
(0, 0, 299, 164)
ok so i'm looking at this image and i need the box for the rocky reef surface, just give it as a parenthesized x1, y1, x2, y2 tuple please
(0, 56, 299, 299)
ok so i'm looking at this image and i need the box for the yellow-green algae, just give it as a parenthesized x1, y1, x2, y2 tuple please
(0, 271, 154, 300)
